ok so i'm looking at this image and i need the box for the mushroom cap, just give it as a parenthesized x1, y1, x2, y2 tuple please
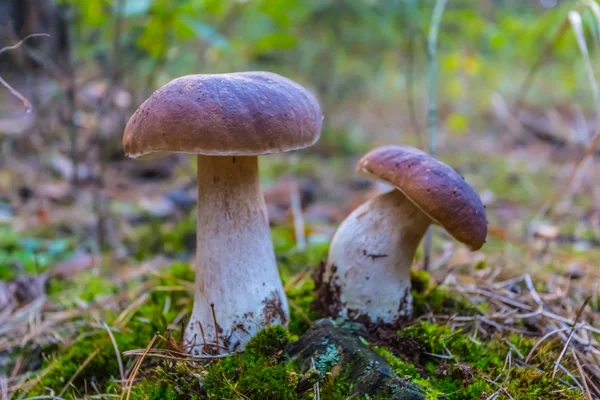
(123, 71, 323, 158)
(357, 145, 488, 250)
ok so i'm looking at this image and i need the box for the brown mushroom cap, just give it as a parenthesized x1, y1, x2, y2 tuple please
(123, 71, 323, 158)
(357, 145, 488, 250)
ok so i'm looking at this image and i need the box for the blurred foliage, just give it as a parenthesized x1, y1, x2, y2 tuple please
(0, 226, 75, 280)
(55, 0, 600, 137)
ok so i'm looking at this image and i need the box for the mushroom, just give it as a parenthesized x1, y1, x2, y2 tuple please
(123, 72, 322, 353)
(319, 145, 487, 325)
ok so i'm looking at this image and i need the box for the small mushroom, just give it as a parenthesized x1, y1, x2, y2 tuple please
(123, 72, 322, 353)
(320, 145, 487, 325)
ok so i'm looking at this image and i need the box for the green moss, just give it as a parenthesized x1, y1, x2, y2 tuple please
(286, 276, 318, 336)
(277, 239, 328, 337)
(410, 270, 432, 293)
(26, 269, 187, 399)
(319, 364, 355, 400)
(129, 362, 203, 400)
(48, 273, 118, 302)
(244, 325, 290, 357)
(274, 232, 329, 274)
(13, 223, 581, 400)
(384, 322, 583, 400)
(410, 271, 479, 318)
(130, 216, 196, 260)
(203, 326, 300, 400)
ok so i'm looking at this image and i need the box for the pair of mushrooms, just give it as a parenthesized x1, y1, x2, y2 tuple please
(123, 71, 487, 354)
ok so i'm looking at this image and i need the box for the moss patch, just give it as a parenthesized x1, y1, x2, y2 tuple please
(374, 322, 582, 400)
(129, 216, 196, 260)
(128, 361, 204, 400)
(410, 270, 480, 318)
(22, 262, 195, 399)
(25, 301, 171, 398)
(11, 230, 583, 400)
(202, 326, 301, 400)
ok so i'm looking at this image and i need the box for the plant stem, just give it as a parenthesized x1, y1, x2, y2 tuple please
(405, 0, 425, 149)
(423, 0, 448, 271)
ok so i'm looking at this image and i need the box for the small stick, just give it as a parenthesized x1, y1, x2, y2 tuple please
(0, 33, 50, 56)
(556, 362, 584, 393)
(122, 349, 231, 360)
(289, 181, 306, 251)
(524, 274, 544, 306)
(571, 349, 593, 400)
(0, 33, 51, 110)
(210, 303, 219, 350)
(198, 321, 207, 354)
(553, 296, 592, 378)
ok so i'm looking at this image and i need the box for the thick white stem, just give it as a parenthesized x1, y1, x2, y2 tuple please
(185, 155, 289, 354)
(323, 190, 431, 324)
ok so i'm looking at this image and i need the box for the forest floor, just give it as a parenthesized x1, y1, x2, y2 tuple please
(1, 103, 600, 399)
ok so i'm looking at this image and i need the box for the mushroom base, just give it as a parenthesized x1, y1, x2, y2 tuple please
(321, 190, 431, 325)
(185, 155, 289, 354)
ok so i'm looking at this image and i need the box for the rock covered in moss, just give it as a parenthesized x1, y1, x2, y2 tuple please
(286, 319, 425, 399)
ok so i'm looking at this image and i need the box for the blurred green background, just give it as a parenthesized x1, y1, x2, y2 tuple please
(2, 0, 597, 148)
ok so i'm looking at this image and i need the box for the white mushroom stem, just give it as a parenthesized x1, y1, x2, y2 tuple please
(322, 189, 431, 324)
(185, 155, 289, 354)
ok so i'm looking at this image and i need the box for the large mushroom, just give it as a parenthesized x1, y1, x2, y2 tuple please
(123, 72, 322, 353)
(318, 145, 487, 325)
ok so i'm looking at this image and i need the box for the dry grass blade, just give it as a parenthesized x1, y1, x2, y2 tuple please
(526, 326, 572, 363)
(583, 0, 600, 57)
(102, 322, 125, 386)
(284, 268, 309, 292)
(122, 348, 231, 360)
(571, 349, 594, 400)
(122, 334, 157, 400)
(310, 357, 320, 400)
(568, 10, 600, 110)
(553, 296, 592, 378)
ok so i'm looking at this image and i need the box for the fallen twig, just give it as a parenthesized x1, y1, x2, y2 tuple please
(0, 34, 50, 112)
(553, 296, 592, 378)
